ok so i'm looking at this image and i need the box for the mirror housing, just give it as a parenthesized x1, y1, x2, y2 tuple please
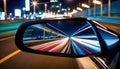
(15, 18, 120, 58)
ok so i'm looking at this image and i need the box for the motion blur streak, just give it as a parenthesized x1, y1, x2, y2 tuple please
(71, 40, 93, 55)
(49, 37, 69, 52)
(73, 37, 99, 46)
(73, 36, 96, 39)
(71, 40, 86, 55)
(0, 36, 14, 42)
(31, 37, 69, 52)
(71, 37, 101, 53)
(76, 57, 98, 69)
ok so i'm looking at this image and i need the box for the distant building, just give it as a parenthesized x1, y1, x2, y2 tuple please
(49, 0, 62, 14)
(25, 0, 30, 11)
(50, 0, 58, 2)
(0, 12, 5, 20)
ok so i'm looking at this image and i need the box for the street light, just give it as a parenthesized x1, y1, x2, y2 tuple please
(82, 3, 90, 8)
(70, 9, 78, 14)
(108, 0, 111, 16)
(93, 0, 103, 16)
(82, 3, 90, 16)
(33, 1, 37, 6)
(68, 8, 70, 11)
(77, 7, 83, 11)
(44, 4, 47, 13)
(3, 0, 7, 19)
(93, 0, 101, 4)
(73, 9, 78, 12)
(32, 1, 37, 13)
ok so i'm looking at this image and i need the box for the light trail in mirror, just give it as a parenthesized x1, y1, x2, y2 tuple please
(31, 37, 69, 52)
(23, 21, 101, 56)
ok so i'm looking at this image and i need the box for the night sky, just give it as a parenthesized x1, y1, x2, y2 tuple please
(0, 0, 118, 14)
(0, 0, 25, 13)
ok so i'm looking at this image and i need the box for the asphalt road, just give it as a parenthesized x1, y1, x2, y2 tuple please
(0, 21, 120, 69)
(0, 36, 98, 69)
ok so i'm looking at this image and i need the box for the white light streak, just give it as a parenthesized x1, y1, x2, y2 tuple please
(82, 3, 90, 8)
(77, 7, 83, 11)
(74, 36, 97, 39)
(71, 37, 101, 52)
(93, 0, 101, 5)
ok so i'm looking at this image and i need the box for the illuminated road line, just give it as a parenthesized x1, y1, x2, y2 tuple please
(61, 40, 70, 53)
(0, 36, 14, 42)
(49, 38, 69, 52)
(71, 40, 85, 55)
(0, 50, 21, 64)
(71, 37, 101, 53)
(71, 39, 93, 54)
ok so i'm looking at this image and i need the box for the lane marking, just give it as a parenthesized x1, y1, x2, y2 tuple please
(0, 50, 21, 64)
(0, 36, 15, 42)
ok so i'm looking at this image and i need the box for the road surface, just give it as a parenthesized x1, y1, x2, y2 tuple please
(0, 21, 120, 69)
(0, 36, 98, 69)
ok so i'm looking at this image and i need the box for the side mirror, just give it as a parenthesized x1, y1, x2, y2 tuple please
(15, 18, 120, 58)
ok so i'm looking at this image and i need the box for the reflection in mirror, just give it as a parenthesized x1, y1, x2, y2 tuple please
(23, 21, 101, 56)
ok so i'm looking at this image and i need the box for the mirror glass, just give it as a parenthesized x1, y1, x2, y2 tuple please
(23, 20, 101, 56)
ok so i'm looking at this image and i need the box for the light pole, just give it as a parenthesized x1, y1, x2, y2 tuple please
(67, 7, 70, 15)
(94, 3, 96, 16)
(93, 0, 102, 16)
(88, 0, 90, 16)
(100, 0, 103, 16)
(3, 0, 7, 19)
(108, 0, 111, 16)
(32, 0, 37, 13)
(44, 4, 47, 13)
(82, 3, 90, 8)
(77, 7, 83, 11)
(82, 3, 90, 16)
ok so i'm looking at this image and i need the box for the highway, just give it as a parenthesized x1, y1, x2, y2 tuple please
(0, 36, 98, 69)
(0, 21, 120, 69)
